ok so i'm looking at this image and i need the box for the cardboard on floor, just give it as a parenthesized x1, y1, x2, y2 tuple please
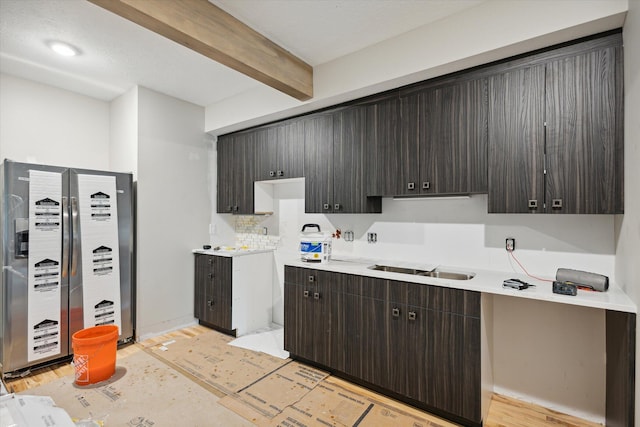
(145, 329, 455, 426)
(20, 348, 253, 426)
(144, 329, 289, 396)
(18, 328, 457, 427)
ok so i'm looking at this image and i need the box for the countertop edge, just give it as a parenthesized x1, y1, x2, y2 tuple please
(192, 248, 275, 257)
(283, 258, 637, 314)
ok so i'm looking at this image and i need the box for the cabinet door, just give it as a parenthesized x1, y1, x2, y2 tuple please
(311, 271, 333, 367)
(360, 277, 388, 387)
(254, 127, 277, 181)
(304, 114, 334, 213)
(330, 274, 362, 377)
(216, 136, 235, 213)
(383, 279, 410, 395)
(194, 255, 232, 330)
(404, 305, 429, 402)
(427, 311, 481, 423)
(398, 92, 422, 195)
(193, 254, 210, 319)
(284, 282, 314, 360)
(204, 256, 232, 330)
(217, 133, 255, 214)
(545, 45, 622, 214)
(232, 132, 256, 214)
(385, 300, 407, 395)
(283, 267, 332, 366)
(333, 107, 380, 213)
(277, 120, 305, 179)
(488, 65, 546, 213)
(422, 79, 488, 194)
(284, 267, 306, 357)
(365, 96, 401, 196)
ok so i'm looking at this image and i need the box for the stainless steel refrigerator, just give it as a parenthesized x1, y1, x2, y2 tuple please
(1, 160, 134, 377)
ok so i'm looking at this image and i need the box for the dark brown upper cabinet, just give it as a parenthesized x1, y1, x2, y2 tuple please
(216, 30, 622, 215)
(488, 65, 546, 213)
(364, 96, 402, 197)
(544, 44, 623, 214)
(216, 132, 255, 214)
(427, 78, 488, 195)
(488, 33, 623, 214)
(254, 120, 305, 181)
(304, 108, 382, 213)
(303, 113, 333, 213)
(394, 77, 488, 196)
(367, 76, 488, 196)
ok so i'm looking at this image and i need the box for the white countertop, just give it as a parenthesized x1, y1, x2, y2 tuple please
(193, 247, 275, 257)
(285, 255, 637, 313)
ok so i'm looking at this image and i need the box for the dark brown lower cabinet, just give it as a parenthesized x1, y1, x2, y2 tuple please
(284, 266, 482, 426)
(405, 304, 428, 402)
(359, 278, 388, 386)
(330, 276, 363, 377)
(605, 310, 636, 427)
(428, 311, 481, 422)
(283, 267, 332, 367)
(385, 298, 409, 395)
(194, 254, 232, 332)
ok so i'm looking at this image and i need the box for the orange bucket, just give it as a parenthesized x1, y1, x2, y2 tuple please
(72, 325, 119, 385)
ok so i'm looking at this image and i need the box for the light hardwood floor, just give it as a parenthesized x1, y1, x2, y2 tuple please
(3, 325, 602, 426)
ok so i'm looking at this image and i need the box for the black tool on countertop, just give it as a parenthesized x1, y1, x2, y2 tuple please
(203, 245, 212, 250)
(502, 278, 535, 290)
(552, 281, 578, 296)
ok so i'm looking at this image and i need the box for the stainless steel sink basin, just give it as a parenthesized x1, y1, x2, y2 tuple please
(418, 269, 475, 280)
(368, 265, 429, 275)
(368, 264, 475, 280)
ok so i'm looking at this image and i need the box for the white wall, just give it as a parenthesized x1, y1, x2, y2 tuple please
(109, 87, 138, 178)
(323, 196, 615, 278)
(0, 75, 218, 343)
(135, 87, 211, 339)
(0, 73, 110, 169)
(204, 0, 627, 134)
(618, 0, 640, 421)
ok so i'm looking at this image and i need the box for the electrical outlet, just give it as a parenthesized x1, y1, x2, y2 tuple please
(505, 238, 515, 252)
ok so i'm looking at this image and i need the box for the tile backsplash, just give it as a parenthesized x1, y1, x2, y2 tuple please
(234, 215, 280, 249)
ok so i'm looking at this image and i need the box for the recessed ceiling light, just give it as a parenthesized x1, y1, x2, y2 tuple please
(47, 41, 80, 57)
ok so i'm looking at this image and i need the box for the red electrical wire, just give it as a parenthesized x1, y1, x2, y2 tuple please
(508, 250, 554, 283)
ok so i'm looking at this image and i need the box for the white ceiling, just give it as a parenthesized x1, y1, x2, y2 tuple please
(0, 0, 485, 107)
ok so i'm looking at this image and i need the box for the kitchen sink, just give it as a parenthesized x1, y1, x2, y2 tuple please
(418, 269, 475, 280)
(368, 264, 475, 280)
(368, 265, 430, 275)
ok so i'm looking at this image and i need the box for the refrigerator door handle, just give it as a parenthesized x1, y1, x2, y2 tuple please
(71, 196, 79, 276)
(62, 196, 69, 278)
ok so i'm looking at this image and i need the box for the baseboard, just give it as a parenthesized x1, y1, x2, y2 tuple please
(491, 385, 605, 425)
(136, 317, 198, 342)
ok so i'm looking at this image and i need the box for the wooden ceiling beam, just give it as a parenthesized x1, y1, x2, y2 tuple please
(87, 0, 313, 101)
